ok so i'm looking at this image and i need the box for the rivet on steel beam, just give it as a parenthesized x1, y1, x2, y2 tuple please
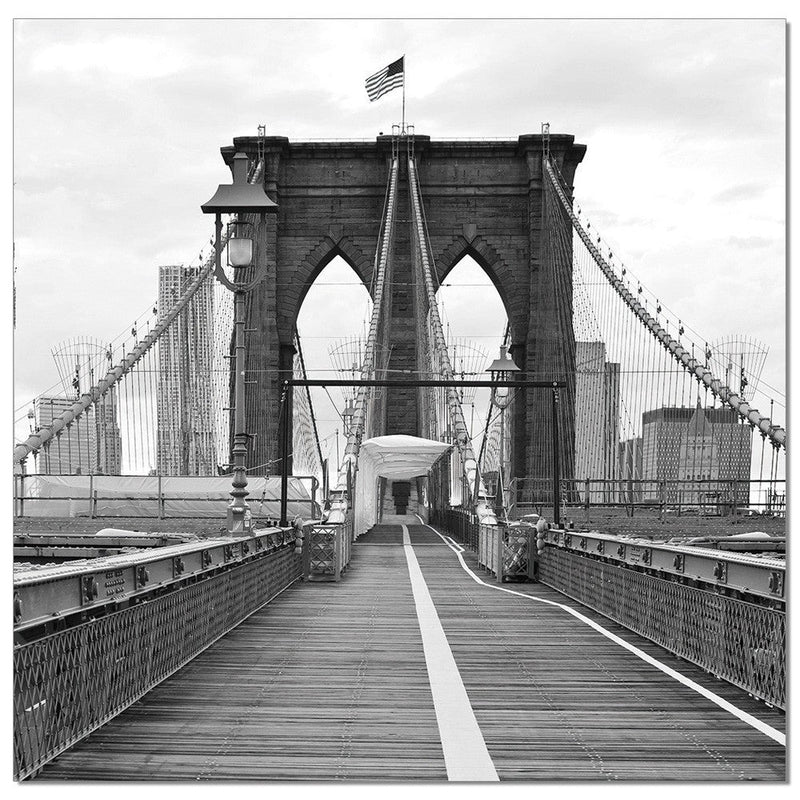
(82, 575, 99, 602)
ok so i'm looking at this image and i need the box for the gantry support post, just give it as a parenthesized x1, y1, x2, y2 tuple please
(552, 386, 561, 528)
(280, 381, 291, 527)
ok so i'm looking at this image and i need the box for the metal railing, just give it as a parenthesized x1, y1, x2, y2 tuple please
(510, 478, 786, 519)
(433, 506, 785, 708)
(13, 473, 321, 521)
(305, 516, 353, 582)
(538, 547, 785, 709)
(13, 538, 302, 780)
(431, 508, 528, 581)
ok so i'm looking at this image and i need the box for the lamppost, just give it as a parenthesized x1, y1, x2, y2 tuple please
(202, 152, 278, 534)
(486, 345, 520, 517)
(342, 400, 356, 437)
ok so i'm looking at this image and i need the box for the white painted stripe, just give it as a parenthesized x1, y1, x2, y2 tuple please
(402, 525, 499, 781)
(418, 517, 785, 747)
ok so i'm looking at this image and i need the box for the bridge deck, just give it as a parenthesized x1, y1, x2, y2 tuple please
(36, 523, 785, 782)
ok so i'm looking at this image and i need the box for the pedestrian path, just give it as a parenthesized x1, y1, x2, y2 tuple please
(36, 523, 785, 781)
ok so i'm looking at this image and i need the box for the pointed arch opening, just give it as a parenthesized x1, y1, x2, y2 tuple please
(435, 254, 509, 500)
(295, 256, 373, 484)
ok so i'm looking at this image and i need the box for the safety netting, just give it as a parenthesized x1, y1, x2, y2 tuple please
(15, 474, 317, 520)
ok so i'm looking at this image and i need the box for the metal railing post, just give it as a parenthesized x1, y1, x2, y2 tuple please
(154, 474, 162, 519)
(16, 472, 23, 518)
(335, 526, 342, 582)
(495, 526, 504, 584)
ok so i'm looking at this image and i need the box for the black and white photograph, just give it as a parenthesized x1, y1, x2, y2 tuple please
(8, 2, 790, 788)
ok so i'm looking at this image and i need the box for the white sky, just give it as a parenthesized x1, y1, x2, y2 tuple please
(7, 4, 791, 476)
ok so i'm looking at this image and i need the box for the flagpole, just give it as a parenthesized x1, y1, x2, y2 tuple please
(402, 55, 406, 134)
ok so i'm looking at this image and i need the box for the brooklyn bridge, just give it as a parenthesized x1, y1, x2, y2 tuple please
(13, 125, 786, 782)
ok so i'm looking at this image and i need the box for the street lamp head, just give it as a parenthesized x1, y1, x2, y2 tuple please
(227, 218, 254, 268)
(487, 345, 519, 407)
(486, 345, 520, 381)
(201, 152, 278, 215)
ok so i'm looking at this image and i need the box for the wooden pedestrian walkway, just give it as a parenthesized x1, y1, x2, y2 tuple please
(36, 523, 785, 782)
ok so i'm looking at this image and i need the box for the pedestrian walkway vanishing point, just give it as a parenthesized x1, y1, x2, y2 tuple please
(36, 522, 786, 782)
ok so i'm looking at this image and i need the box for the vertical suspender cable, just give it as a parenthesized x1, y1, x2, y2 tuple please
(544, 158, 785, 451)
(327, 156, 399, 521)
(407, 155, 497, 525)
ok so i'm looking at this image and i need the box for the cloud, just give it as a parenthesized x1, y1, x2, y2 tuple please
(713, 183, 768, 204)
(31, 36, 189, 78)
(11, 17, 787, 441)
(728, 235, 775, 250)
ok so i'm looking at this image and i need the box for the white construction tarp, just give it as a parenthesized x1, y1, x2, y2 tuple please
(354, 435, 452, 536)
(16, 474, 317, 519)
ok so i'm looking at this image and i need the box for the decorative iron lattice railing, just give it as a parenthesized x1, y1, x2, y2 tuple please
(431, 508, 527, 580)
(306, 515, 354, 581)
(538, 547, 785, 709)
(13, 544, 300, 781)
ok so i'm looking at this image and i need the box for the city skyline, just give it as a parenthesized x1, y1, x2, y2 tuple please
(11, 14, 788, 485)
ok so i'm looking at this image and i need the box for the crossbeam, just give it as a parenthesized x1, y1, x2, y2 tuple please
(279, 378, 566, 527)
(287, 379, 567, 388)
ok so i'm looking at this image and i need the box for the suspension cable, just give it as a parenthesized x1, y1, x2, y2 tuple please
(14, 158, 266, 466)
(543, 157, 785, 450)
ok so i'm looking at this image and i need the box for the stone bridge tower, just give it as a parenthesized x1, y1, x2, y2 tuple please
(215, 132, 586, 486)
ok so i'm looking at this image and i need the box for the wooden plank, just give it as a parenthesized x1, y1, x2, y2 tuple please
(37, 537, 446, 781)
(409, 525, 785, 781)
(34, 523, 785, 781)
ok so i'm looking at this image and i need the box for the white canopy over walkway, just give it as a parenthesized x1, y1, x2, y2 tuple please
(354, 435, 451, 535)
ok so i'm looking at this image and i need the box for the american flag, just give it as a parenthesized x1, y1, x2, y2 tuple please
(365, 56, 404, 102)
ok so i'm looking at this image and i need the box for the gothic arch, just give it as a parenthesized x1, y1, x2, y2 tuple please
(435, 232, 524, 343)
(277, 232, 373, 343)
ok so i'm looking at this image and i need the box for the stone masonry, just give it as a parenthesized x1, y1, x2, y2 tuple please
(214, 133, 586, 483)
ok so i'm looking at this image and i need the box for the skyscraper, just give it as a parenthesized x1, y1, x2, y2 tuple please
(573, 341, 621, 502)
(156, 265, 217, 475)
(640, 404, 752, 504)
(618, 435, 643, 503)
(33, 338, 122, 475)
(34, 392, 121, 475)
